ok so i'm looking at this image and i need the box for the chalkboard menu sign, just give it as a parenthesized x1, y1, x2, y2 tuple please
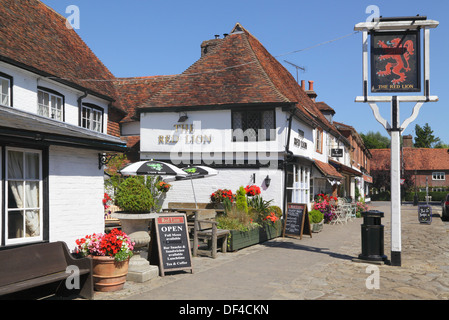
(418, 205, 432, 224)
(283, 203, 312, 239)
(153, 214, 193, 277)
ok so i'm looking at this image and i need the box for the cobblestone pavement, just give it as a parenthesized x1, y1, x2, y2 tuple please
(95, 202, 449, 300)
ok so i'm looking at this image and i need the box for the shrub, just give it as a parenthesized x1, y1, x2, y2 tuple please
(371, 191, 390, 201)
(115, 176, 154, 213)
(247, 195, 273, 223)
(235, 186, 248, 214)
(269, 205, 283, 218)
(404, 191, 447, 202)
(309, 210, 324, 224)
(355, 201, 369, 217)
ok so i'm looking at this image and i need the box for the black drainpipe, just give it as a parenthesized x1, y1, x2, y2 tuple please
(282, 107, 295, 219)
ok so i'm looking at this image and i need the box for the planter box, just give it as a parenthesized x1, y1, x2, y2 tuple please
(311, 220, 324, 233)
(227, 221, 282, 252)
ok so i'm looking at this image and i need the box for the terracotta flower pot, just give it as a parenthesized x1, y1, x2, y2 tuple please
(92, 256, 129, 292)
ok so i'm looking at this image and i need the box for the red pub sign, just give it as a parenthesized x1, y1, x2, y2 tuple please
(370, 30, 421, 92)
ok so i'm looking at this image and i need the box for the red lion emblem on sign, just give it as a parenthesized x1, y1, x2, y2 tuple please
(376, 38, 414, 84)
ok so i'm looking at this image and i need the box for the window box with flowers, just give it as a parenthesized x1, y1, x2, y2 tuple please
(227, 215, 282, 251)
(212, 186, 282, 251)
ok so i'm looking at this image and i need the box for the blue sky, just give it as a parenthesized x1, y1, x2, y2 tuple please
(42, 0, 449, 145)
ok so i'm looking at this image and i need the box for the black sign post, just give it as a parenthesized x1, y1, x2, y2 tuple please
(283, 203, 311, 239)
(418, 205, 432, 224)
(152, 214, 193, 277)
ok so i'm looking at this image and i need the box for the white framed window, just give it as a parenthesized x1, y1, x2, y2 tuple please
(82, 103, 103, 132)
(0, 75, 11, 107)
(315, 128, 323, 153)
(5, 148, 43, 245)
(38, 88, 64, 121)
(432, 172, 445, 181)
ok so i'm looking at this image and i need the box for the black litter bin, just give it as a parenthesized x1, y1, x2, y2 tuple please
(358, 210, 388, 262)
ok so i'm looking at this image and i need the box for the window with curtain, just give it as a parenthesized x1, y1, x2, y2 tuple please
(82, 103, 103, 132)
(232, 109, 275, 141)
(38, 89, 64, 121)
(6, 148, 42, 243)
(0, 76, 11, 107)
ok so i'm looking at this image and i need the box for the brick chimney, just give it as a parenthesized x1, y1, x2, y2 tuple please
(403, 134, 413, 148)
(306, 80, 317, 102)
(201, 35, 223, 57)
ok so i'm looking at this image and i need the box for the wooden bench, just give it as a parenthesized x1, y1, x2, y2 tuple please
(165, 202, 223, 234)
(167, 202, 225, 213)
(0, 241, 93, 299)
(193, 210, 230, 259)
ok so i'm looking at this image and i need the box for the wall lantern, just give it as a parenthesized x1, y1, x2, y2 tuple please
(264, 175, 271, 187)
(178, 113, 188, 122)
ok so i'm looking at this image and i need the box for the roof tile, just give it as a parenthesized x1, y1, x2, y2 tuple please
(0, 0, 123, 111)
(370, 148, 449, 171)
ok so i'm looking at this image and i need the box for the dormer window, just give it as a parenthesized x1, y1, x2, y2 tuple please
(37, 88, 64, 121)
(0, 73, 12, 107)
(81, 103, 103, 133)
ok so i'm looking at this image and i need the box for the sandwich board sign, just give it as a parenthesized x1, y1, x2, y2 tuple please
(283, 203, 312, 239)
(150, 214, 193, 277)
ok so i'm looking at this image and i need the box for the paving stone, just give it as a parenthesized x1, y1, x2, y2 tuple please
(93, 202, 449, 301)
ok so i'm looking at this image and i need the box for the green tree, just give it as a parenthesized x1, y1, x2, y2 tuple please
(414, 123, 441, 148)
(360, 131, 390, 149)
(434, 141, 449, 149)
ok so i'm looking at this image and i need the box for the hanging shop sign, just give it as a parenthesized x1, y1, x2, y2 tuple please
(331, 148, 343, 157)
(370, 30, 421, 93)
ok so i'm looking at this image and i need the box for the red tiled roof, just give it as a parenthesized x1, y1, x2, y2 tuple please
(370, 148, 449, 171)
(0, 0, 123, 111)
(137, 23, 342, 138)
(315, 102, 335, 114)
(114, 76, 175, 122)
(314, 159, 343, 179)
(369, 149, 390, 171)
(140, 27, 287, 108)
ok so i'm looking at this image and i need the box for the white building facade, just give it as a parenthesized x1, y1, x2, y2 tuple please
(118, 23, 370, 213)
(0, 0, 127, 250)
